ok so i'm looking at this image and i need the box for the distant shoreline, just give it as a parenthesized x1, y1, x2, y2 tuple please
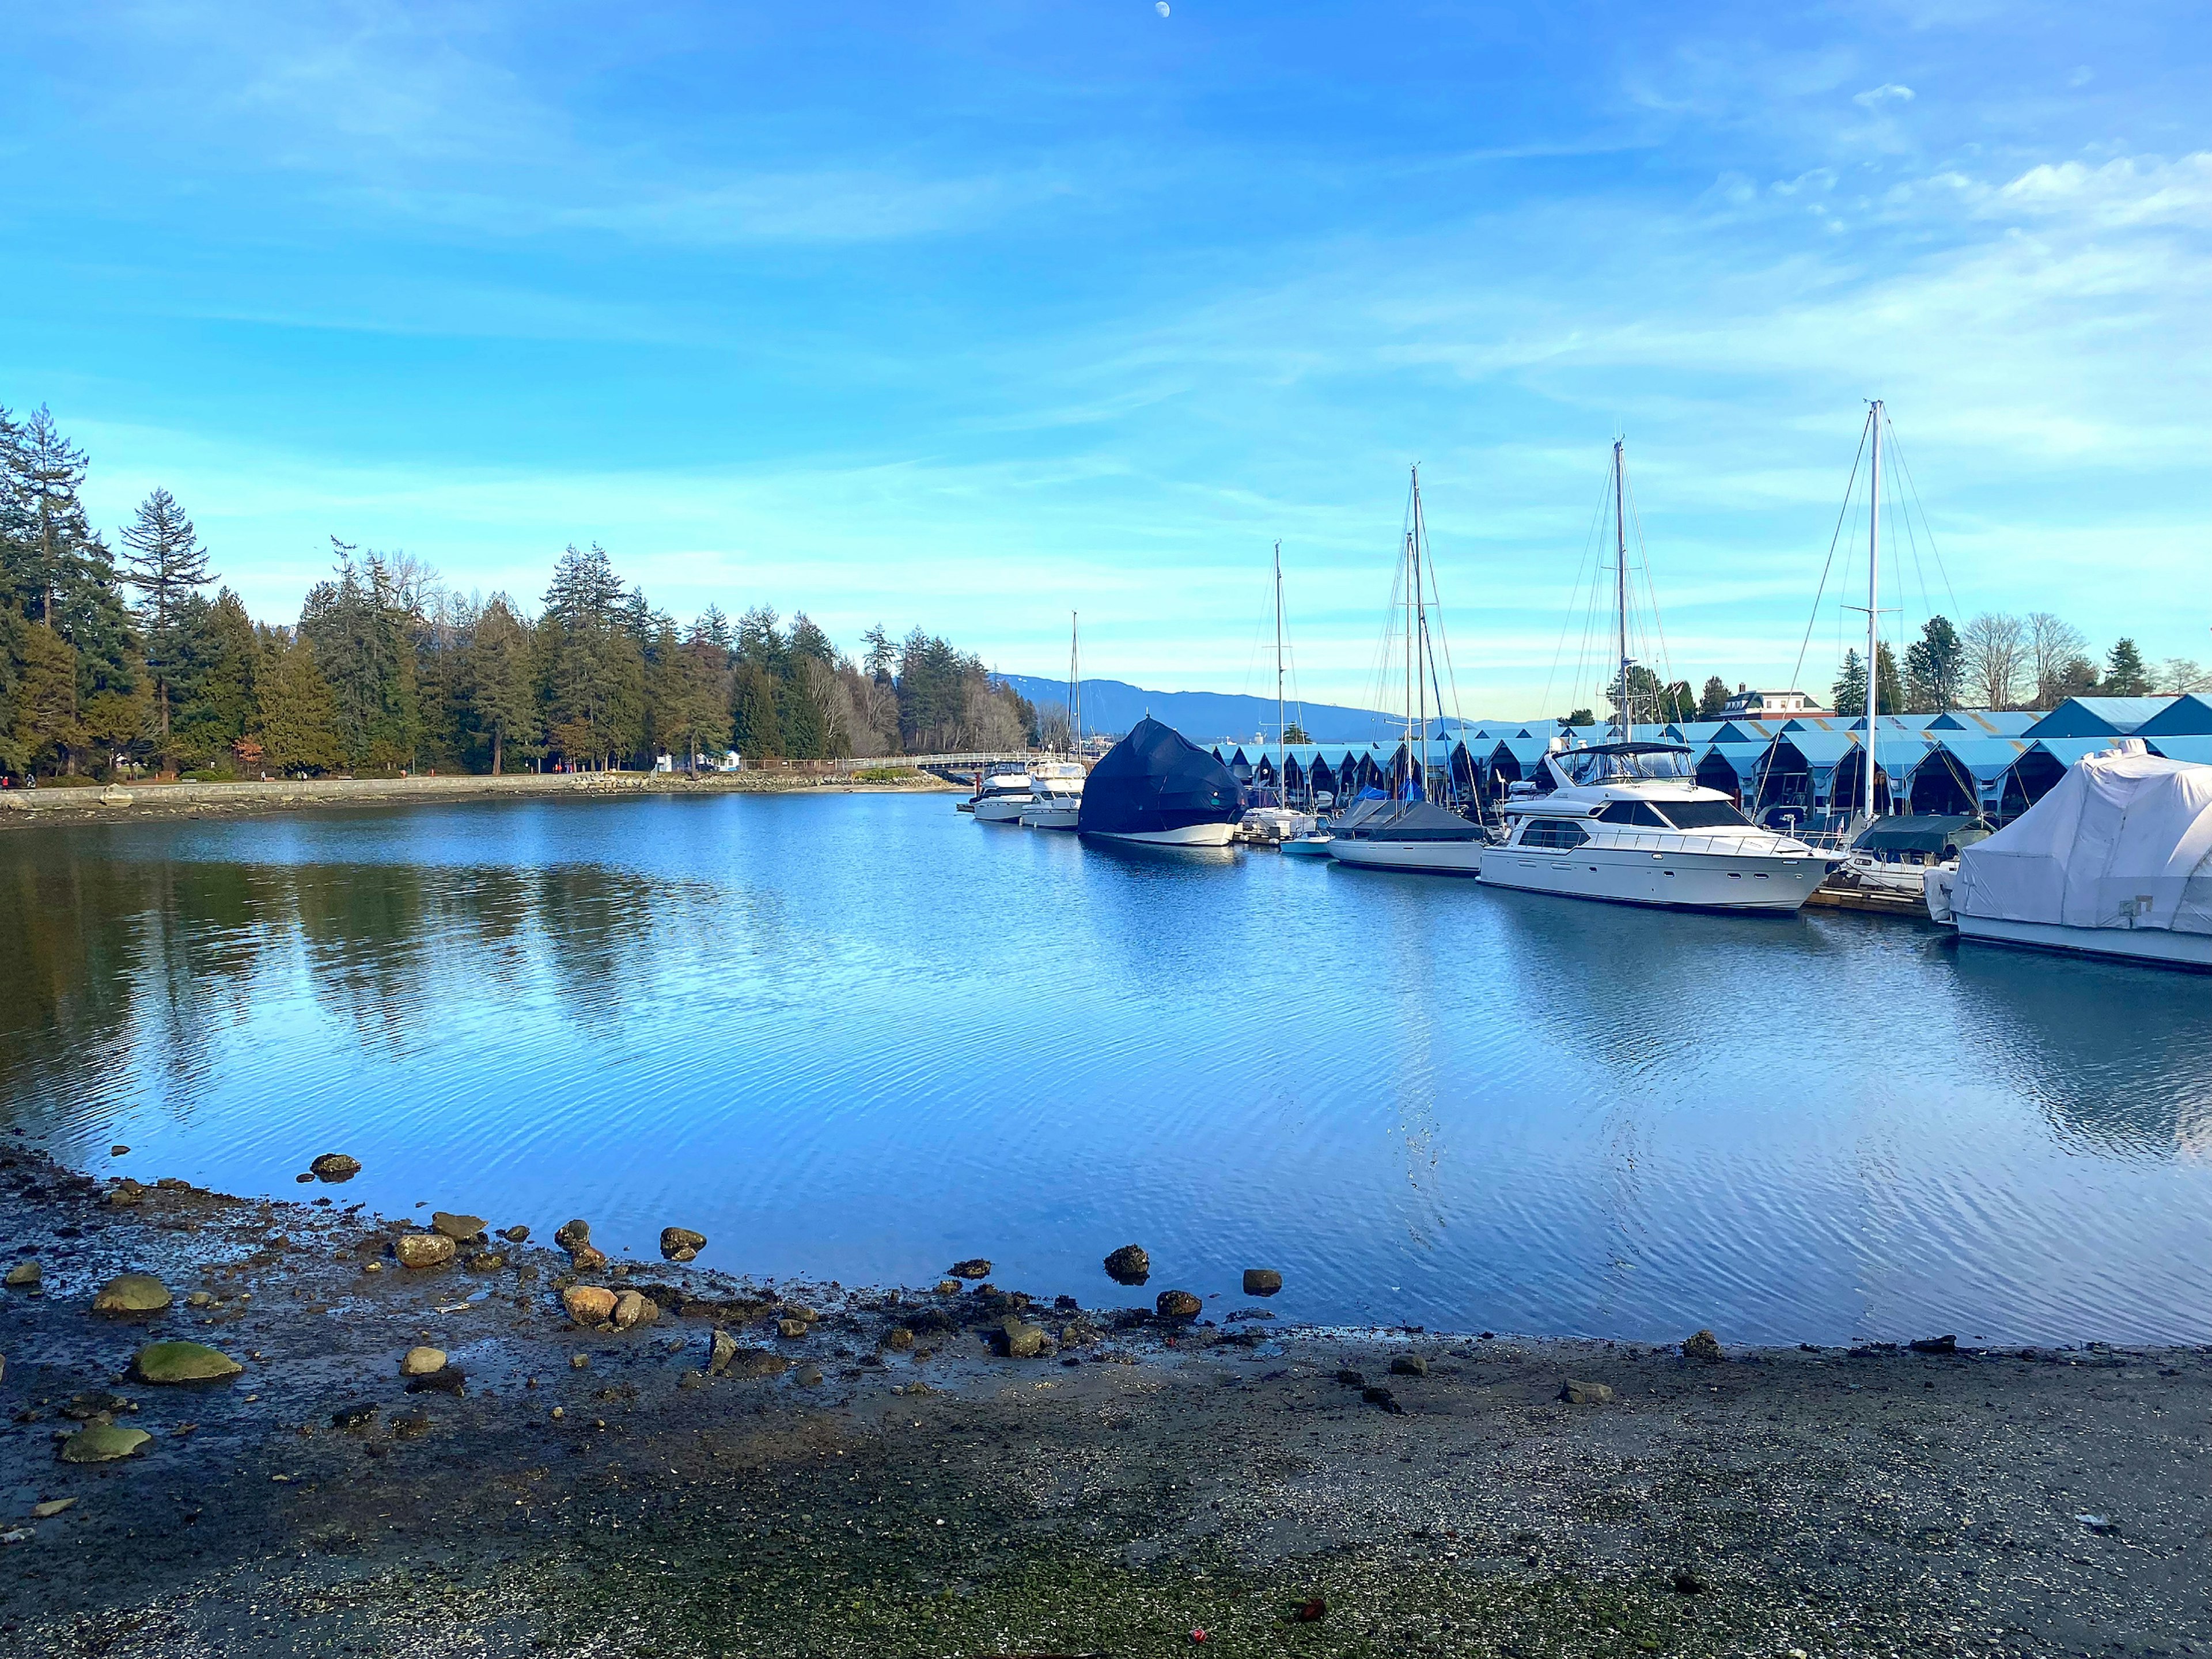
(0, 767, 961, 831)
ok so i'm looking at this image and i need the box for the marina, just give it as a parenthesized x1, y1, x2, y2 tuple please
(9, 787, 2212, 1348)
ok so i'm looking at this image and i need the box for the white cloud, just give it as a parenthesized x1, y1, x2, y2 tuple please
(1853, 83, 1916, 108)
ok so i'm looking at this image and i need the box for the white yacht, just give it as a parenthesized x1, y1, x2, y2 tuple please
(969, 767, 1038, 824)
(1018, 761, 1087, 830)
(1483, 743, 1834, 911)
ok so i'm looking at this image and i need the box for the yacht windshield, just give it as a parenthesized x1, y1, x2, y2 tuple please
(1559, 747, 1692, 786)
(1659, 800, 1753, 831)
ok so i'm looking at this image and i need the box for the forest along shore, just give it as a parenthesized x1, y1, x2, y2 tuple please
(3, 1149, 2208, 1657)
(0, 767, 958, 830)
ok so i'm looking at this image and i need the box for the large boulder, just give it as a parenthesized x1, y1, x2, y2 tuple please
(430, 1212, 487, 1243)
(5, 1260, 40, 1288)
(660, 1227, 706, 1262)
(92, 1273, 173, 1315)
(400, 1346, 448, 1377)
(948, 1259, 991, 1280)
(611, 1290, 660, 1331)
(1154, 1289, 1202, 1321)
(60, 1422, 151, 1463)
(1000, 1316, 1047, 1359)
(395, 1233, 455, 1270)
(309, 1153, 361, 1182)
(131, 1340, 244, 1384)
(1103, 1245, 1150, 1285)
(1241, 1268, 1283, 1297)
(562, 1286, 617, 1325)
(709, 1328, 739, 1376)
(1559, 1380, 1614, 1405)
(554, 1219, 592, 1251)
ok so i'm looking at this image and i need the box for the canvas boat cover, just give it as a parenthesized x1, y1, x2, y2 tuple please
(1337, 799, 1482, 842)
(1951, 747, 2212, 934)
(1851, 814, 1987, 857)
(1077, 717, 1244, 836)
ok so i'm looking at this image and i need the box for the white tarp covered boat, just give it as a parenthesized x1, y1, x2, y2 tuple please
(1926, 741, 2212, 970)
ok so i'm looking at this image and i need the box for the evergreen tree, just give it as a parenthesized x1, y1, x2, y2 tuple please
(1697, 675, 1729, 719)
(9, 407, 97, 628)
(468, 593, 540, 773)
(7, 623, 80, 774)
(2104, 638, 2150, 697)
(300, 541, 422, 771)
(730, 660, 781, 759)
(1904, 616, 1963, 712)
(1833, 643, 1903, 717)
(118, 488, 216, 743)
(172, 589, 259, 768)
(254, 633, 346, 775)
(541, 544, 643, 768)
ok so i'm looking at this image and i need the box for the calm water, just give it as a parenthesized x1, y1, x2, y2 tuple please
(6, 792, 2212, 1346)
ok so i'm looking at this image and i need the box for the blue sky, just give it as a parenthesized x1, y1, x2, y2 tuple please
(4, 2, 2206, 715)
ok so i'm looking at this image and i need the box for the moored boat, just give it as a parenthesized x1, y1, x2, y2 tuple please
(1926, 740, 2212, 971)
(1483, 742, 1833, 910)
(1075, 717, 1245, 846)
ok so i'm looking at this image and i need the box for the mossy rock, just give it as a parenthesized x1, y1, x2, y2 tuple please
(131, 1339, 245, 1384)
(60, 1422, 152, 1463)
(92, 1272, 173, 1314)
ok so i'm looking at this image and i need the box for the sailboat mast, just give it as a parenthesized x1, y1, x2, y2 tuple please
(1614, 438, 1630, 742)
(1413, 473, 1429, 800)
(1273, 541, 1285, 806)
(1864, 402, 1883, 822)
(1067, 611, 1079, 758)
(1404, 468, 1416, 801)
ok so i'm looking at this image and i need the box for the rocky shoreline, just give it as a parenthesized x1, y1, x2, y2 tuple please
(0, 767, 957, 831)
(3, 1145, 2208, 1656)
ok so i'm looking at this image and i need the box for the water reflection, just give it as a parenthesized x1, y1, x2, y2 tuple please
(3, 796, 2211, 1344)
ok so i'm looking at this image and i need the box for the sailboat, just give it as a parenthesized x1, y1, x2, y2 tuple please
(1021, 614, 1087, 830)
(1480, 440, 1835, 911)
(1326, 467, 1488, 876)
(1238, 543, 1319, 846)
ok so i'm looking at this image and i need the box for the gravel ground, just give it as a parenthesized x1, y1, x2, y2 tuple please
(3, 1147, 2207, 1657)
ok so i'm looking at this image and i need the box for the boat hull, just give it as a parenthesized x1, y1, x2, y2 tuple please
(1325, 838, 1486, 877)
(1279, 835, 1335, 859)
(972, 797, 1031, 824)
(1954, 914, 2212, 972)
(1479, 845, 1829, 911)
(1019, 805, 1081, 831)
(1082, 821, 1239, 847)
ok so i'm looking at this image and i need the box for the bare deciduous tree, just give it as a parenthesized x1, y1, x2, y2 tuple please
(1960, 611, 2027, 710)
(2025, 611, 2088, 707)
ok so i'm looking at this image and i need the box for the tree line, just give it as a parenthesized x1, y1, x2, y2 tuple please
(1563, 612, 2208, 729)
(0, 404, 1033, 781)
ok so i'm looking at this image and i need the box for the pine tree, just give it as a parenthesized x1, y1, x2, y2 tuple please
(1904, 616, 1963, 713)
(2104, 638, 2150, 697)
(171, 589, 259, 768)
(118, 488, 216, 742)
(1698, 676, 1729, 719)
(7, 623, 80, 774)
(468, 594, 540, 773)
(1833, 644, 1903, 717)
(10, 407, 96, 628)
(255, 634, 346, 775)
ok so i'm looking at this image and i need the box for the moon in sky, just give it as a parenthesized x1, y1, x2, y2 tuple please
(1156, 2, 1169, 14)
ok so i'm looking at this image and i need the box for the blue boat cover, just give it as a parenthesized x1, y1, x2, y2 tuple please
(1077, 717, 1245, 836)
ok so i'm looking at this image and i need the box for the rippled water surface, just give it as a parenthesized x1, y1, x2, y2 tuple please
(6, 791, 2212, 1344)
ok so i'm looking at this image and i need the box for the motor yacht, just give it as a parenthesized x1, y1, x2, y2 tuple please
(969, 766, 1039, 824)
(1483, 743, 1834, 911)
(1017, 761, 1087, 831)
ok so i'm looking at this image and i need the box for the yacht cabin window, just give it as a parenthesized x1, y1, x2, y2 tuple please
(1519, 818, 1591, 850)
(1655, 800, 1753, 831)
(1596, 801, 1672, 829)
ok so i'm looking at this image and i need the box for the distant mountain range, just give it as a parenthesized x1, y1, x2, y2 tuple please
(993, 673, 1401, 744)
